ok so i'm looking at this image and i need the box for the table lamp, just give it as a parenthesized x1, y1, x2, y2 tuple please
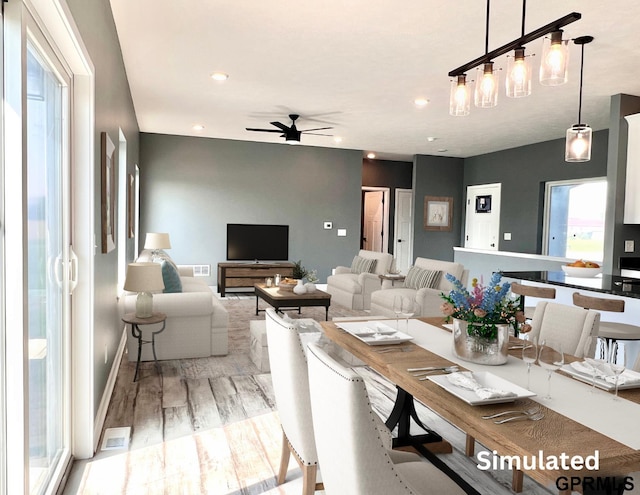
(123, 262, 165, 318)
(144, 232, 171, 256)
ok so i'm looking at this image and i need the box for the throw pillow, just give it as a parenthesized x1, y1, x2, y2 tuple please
(350, 255, 378, 274)
(404, 267, 442, 290)
(160, 259, 183, 293)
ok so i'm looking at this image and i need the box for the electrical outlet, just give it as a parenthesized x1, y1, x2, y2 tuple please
(625, 240, 635, 252)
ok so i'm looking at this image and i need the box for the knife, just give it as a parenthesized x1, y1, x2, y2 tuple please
(406, 366, 453, 372)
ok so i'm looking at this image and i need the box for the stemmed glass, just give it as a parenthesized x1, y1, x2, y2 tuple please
(584, 336, 606, 393)
(522, 335, 538, 391)
(538, 340, 564, 400)
(393, 295, 403, 330)
(400, 297, 414, 332)
(609, 341, 627, 400)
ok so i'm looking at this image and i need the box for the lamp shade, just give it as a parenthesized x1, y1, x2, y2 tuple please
(565, 124, 592, 162)
(449, 75, 470, 116)
(506, 48, 532, 98)
(123, 262, 165, 293)
(474, 63, 499, 108)
(539, 31, 569, 86)
(144, 232, 171, 250)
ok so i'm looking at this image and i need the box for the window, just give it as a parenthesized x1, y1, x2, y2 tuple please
(543, 178, 607, 261)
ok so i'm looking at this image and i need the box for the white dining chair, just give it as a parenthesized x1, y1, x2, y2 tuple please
(528, 301, 600, 358)
(306, 341, 466, 495)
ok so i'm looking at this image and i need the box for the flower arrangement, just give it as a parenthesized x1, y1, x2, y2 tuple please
(440, 272, 529, 340)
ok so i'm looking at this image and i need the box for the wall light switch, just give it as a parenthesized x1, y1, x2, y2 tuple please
(337, 229, 347, 237)
(324, 221, 333, 229)
(625, 240, 635, 252)
(504, 232, 512, 241)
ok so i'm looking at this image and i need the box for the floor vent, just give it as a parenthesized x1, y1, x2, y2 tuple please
(101, 427, 131, 451)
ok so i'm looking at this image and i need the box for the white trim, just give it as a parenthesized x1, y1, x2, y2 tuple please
(93, 327, 128, 452)
(393, 188, 413, 273)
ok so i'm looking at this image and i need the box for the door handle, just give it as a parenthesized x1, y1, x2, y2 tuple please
(398, 239, 403, 243)
(69, 247, 78, 295)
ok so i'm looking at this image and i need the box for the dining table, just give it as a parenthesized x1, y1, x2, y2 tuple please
(319, 316, 640, 495)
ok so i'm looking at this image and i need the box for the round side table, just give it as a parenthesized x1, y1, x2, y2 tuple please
(122, 312, 167, 382)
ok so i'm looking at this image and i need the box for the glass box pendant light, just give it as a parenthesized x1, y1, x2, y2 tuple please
(565, 36, 594, 163)
(539, 30, 569, 85)
(475, 63, 499, 108)
(506, 47, 532, 98)
(450, 74, 471, 116)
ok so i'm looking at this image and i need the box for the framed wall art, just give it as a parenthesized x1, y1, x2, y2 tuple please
(101, 132, 116, 253)
(424, 196, 453, 231)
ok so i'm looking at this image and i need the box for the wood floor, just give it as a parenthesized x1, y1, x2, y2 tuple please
(63, 297, 559, 495)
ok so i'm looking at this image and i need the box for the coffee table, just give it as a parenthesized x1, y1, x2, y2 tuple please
(254, 283, 332, 320)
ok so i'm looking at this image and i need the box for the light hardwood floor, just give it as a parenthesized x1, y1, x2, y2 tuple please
(63, 296, 558, 495)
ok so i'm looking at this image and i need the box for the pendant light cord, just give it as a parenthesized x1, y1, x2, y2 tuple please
(485, 0, 490, 55)
(577, 42, 585, 124)
(521, 0, 527, 39)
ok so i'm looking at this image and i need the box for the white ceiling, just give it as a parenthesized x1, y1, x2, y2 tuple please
(109, 0, 640, 161)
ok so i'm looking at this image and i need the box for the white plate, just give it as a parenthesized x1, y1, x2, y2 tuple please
(561, 364, 640, 391)
(561, 265, 602, 278)
(428, 371, 536, 405)
(336, 320, 414, 346)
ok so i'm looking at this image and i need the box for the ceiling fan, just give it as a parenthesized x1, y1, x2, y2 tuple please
(246, 114, 333, 144)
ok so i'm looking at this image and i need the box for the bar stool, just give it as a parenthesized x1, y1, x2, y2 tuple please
(572, 292, 640, 362)
(510, 282, 557, 320)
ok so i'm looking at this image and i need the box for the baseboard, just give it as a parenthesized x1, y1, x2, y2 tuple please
(92, 326, 128, 453)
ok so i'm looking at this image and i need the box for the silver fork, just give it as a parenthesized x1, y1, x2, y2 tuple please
(418, 367, 459, 380)
(482, 405, 541, 420)
(494, 411, 545, 424)
(413, 366, 459, 376)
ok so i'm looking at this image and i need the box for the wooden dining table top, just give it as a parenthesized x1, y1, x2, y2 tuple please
(320, 316, 640, 490)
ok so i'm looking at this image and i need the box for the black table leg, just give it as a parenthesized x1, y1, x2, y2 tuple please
(385, 386, 442, 448)
(131, 324, 143, 382)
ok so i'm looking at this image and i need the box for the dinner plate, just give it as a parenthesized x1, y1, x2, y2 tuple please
(561, 363, 640, 391)
(428, 371, 536, 405)
(336, 321, 414, 346)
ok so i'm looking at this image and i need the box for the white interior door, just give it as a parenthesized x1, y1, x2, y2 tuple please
(464, 183, 501, 250)
(362, 190, 385, 252)
(394, 189, 413, 273)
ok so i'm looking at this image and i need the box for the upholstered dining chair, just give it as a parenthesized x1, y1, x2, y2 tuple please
(572, 292, 640, 362)
(528, 301, 600, 358)
(510, 282, 556, 320)
(306, 342, 466, 495)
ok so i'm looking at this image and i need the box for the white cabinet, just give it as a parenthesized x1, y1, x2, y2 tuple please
(624, 113, 640, 223)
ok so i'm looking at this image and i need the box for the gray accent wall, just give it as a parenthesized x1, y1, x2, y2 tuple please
(139, 133, 363, 284)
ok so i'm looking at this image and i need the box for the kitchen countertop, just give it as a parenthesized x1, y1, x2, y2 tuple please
(501, 270, 640, 299)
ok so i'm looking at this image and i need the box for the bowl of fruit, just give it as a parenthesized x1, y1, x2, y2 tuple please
(561, 260, 602, 278)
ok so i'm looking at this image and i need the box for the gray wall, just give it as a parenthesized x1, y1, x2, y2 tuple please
(67, 0, 140, 415)
(463, 130, 609, 254)
(412, 155, 465, 261)
(139, 133, 363, 284)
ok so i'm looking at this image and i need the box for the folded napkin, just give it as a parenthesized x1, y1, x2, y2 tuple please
(570, 361, 640, 386)
(446, 372, 517, 400)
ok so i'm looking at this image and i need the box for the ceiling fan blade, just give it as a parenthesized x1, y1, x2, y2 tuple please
(270, 121, 290, 132)
(300, 127, 333, 133)
(303, 132, 333, 137)
(246, 128, 283, 133)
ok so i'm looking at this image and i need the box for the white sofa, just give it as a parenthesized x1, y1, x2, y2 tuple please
(119, 250, 229, 360)
(326, 250, 394, 310)
(370, 257, 468, 317)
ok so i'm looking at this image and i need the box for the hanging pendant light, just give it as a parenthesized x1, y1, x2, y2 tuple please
(449, 75, 471, 116)
(565, 35, 594, 162)
(506, 47, 532, 98)
(475, 63, 499, 108)
(539, 30, 570, 85)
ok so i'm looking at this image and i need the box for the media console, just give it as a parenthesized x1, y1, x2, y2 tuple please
(217, 262, 295, 296)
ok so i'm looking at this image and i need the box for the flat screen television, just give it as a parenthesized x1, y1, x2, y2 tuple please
(226, 223, 289, 261)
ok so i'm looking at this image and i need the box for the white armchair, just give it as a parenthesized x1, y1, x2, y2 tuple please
(306, 342, 465, 495)
(326, 250, 394, 310)
(370, 257, 468, 317)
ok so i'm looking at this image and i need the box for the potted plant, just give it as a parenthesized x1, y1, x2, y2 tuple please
(440, 272, 528, 365)
(292, 260, 308, 280)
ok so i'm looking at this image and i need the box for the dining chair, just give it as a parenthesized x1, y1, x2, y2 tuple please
(572, 292, 640, 362)
(528, 301, 600, 358)
(510, 282, 556, 320)
(306, 341, 466, 495)
(265, 309, 416, 494)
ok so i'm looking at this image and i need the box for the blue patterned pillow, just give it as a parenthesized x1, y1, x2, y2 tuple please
(160, 259, 182, 293)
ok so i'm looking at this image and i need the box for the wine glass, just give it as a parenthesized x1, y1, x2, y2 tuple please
(522, 335, 538, 391)
(400, 297, 414, 332)
(609, 341, 627, 400)
(583, 336, 606, 393)
(393, 295, 403, 330)
(538, 340, 564, 400)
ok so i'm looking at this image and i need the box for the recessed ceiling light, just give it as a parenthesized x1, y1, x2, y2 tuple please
(367, 152, 376, 159)
(427, 137, 437, 142)
(414, 98, 429, 107)
(210, 72, 229, 81)
(192, 124, 205, 131)
(333, 136, 343, 144)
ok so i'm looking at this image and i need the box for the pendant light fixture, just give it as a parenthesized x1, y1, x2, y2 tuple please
(565, 35, 594, 163)
(506, 47, 532, 98)
(450, 75, 471, 116)
(474, 1, 499, 108)
(539, 30, 570, 85)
